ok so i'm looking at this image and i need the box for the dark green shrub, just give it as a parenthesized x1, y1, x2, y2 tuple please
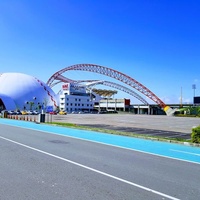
(191, 126, 200, 143)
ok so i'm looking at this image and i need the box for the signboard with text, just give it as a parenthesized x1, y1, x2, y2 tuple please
(194, 97, 200, 104)
(46, 106, 53, 112)
(62, 83, 86, 94)
(62, 83, 69, 90)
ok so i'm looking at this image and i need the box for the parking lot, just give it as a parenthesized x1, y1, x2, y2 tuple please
(51, 114, 200, 140)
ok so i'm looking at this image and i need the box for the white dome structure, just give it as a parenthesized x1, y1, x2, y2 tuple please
(0, 73, 58, 111)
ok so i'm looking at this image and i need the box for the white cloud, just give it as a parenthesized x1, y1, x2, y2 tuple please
(160, 95, 192, 104)
(178, 96, 192, 104)
(194, 79, 200, 84)
(161, 95, 179, 104)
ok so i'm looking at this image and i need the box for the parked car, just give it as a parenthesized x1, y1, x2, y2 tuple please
(27, 110, 34, 115)
(32, 110, 40, 115)
(21, 110, 28, 115)
(59, 110, 67, 115)
(83, 110, 89, 113)
(8, 110, 16, 115)
(16, 110, 22, 115)
(98, 110, 108, 114)
(49, 111, 57, 115)
(90, 111, 98, 114)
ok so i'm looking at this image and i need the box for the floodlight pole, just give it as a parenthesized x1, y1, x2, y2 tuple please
(192, 84, 196, 105)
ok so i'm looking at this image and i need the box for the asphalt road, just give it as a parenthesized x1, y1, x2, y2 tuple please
(1, 123, 200, 200)
(51, 114, 200, 139)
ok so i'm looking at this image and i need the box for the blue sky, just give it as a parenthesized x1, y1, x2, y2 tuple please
(0, 0, 200, 105)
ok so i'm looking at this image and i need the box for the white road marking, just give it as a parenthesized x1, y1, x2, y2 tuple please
(170, 149, 200, 156)
(0, 135, 180, 200)
(1, 122, 200, 165)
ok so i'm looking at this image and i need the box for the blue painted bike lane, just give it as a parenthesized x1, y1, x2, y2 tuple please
(1, 118, 200, 164)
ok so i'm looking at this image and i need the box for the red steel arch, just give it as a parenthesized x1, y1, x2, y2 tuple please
(47, 64, 166, 108)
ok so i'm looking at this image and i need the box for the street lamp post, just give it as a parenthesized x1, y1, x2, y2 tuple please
(192, 84, 196, 97)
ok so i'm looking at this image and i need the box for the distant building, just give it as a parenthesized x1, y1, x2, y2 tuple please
(96, 98, 131, 112)
(59, 83, 101, 112)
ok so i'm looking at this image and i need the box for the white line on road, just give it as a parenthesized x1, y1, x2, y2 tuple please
(170, 149, 200, 156)
(0, 135, 180, 200)
(1, 122, 200, 165)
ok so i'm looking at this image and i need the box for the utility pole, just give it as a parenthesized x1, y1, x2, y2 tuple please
(192, 84, 196, 105)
